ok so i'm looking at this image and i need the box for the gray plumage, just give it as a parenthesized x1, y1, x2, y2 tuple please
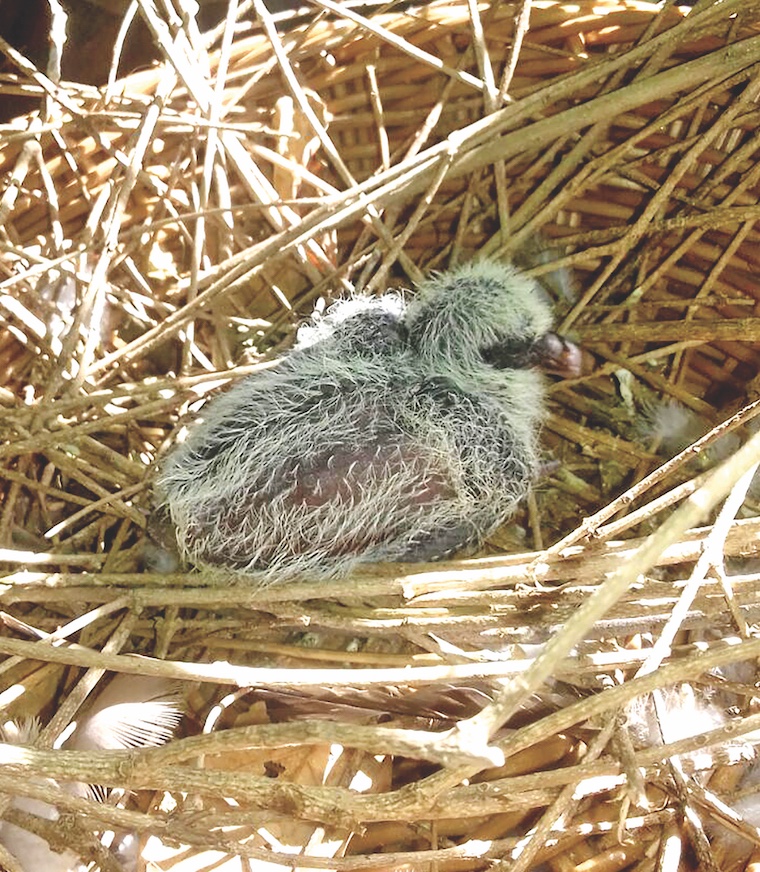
(157, 260, 577, 580)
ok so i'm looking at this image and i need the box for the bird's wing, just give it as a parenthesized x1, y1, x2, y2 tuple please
(179, 387, 466, 572)
(179, 373, 534, 575)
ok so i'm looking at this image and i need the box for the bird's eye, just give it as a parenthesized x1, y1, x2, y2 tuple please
(481, 338, 534, 369)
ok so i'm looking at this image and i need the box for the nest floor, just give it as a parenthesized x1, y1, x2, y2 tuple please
(2, 1, 760, 870)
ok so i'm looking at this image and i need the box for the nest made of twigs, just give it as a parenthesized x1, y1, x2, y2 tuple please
(3, 1, 760, 870)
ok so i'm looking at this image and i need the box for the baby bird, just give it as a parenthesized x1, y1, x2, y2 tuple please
(157, 260, 580, 580)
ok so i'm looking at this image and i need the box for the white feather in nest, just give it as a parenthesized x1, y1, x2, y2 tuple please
(0, 718, 83, 872)
(624, 678, 760, 868)
(642, 400, 711, 458)
(624, 683, 755, 772)
(0, 675, 183, 872)
(642, 400, 760, 499)
(65, 674, 183, 753)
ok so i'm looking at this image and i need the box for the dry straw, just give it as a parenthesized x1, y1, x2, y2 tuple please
(2, 0, 760, 869)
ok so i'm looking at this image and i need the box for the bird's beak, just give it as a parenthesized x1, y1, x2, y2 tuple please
(533, 332, 583, 378)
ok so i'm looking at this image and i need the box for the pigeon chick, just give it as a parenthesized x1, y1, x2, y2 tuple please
(157, 260, 580, 580)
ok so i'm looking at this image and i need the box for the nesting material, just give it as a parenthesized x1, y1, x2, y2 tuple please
(2, 1, 760, 870)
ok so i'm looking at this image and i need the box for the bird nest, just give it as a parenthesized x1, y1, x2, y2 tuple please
(2, 0, 760, 869)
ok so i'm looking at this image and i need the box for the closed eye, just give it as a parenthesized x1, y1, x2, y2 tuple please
(480, 338, 535, 369)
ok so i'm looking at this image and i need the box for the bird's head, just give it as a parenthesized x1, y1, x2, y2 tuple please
(405, 260, 579, 382)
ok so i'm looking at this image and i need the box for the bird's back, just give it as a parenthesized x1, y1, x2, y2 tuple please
(157, 268, 554, 580)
